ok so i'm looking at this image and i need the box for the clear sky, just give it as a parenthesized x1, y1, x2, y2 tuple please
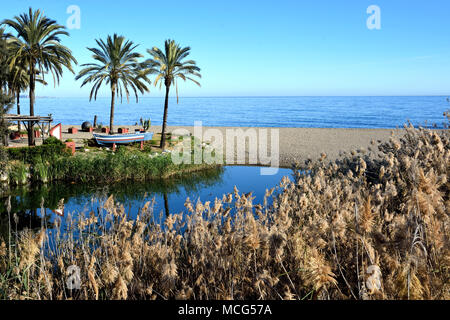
(1, 0, 450, 97)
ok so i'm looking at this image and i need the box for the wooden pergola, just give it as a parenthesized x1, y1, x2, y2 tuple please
(4, 114, 53, 139)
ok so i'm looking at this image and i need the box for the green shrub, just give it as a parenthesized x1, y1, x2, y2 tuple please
(4, 144, 216, 184)
(45, 149, 212, 183)
(43, 136, 65, 146)
(7, 143, 70, 164)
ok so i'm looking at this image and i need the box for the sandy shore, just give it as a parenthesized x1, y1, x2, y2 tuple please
(8, 125, 399, 167)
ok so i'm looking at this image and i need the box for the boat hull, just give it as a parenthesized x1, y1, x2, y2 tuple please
(93, 132, 153, 146)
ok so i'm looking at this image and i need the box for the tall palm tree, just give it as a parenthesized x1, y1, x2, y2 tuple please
(8, 63, 28, 131)
(8, 62, 47, 132)
(75, 34, 152, 134)
(146, 40, 201, 149)
(2, 8, 77, 146)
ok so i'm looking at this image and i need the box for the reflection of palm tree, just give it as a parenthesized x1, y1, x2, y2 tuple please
(163, 193, 170, 216)
(0, 204, 51, 240)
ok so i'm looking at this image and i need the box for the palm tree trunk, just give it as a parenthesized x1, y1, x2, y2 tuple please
(16, 90, 21, 132)
(109, 83, 116, 134)
(160, 83, 170, 149)
(28, 60, 35, 146)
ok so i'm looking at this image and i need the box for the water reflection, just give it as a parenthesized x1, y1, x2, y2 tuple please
(0, 166, 292, 237)
(1, 167, 223, 211)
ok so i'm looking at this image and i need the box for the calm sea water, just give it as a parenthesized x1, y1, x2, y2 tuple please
(20, 96, 449, 128)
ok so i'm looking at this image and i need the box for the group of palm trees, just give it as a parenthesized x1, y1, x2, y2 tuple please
(0, 8, 201, 148)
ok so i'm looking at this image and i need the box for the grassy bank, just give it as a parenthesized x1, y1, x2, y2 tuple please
(1, 137, 218, 185)
(0, 122, 448, 300)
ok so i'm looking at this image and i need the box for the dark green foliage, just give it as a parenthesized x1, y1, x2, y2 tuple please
(3, 145, 215, 184)
(146, 39, 201, 148)
(0, 28, 10, 89)
(46, 148, 215, 184)
(5, 142, 70, 163)
(0, 91, 13, 146)
(75, 34, 151, 133)
(2, 8, 77, 146)
(0, 146, 7, 174)
(42, 136, 65, 146)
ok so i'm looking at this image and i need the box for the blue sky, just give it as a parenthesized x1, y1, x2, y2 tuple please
(2, 0, 450, 97)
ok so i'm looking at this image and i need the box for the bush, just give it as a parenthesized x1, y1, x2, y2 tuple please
(7, 141, 70, 164)
(43, 136, 65, 146)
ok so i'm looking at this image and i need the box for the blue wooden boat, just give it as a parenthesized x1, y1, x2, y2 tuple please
(93, 132, 153, 146)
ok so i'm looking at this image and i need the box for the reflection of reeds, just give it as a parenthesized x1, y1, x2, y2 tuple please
(0, 120, 448, 300)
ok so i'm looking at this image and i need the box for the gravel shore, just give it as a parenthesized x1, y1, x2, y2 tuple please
(8, 124, 399, 168)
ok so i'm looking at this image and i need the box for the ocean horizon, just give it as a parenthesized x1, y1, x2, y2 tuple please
(15, 96, 450, 129)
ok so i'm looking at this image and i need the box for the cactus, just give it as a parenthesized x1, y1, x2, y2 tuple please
(140, 117, 151, 132)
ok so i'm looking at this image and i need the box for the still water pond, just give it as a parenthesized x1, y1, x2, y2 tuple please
(0, 166, 292, 234)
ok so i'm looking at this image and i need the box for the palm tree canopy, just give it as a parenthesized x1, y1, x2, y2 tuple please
(8, 61, 47, 93)
(146, 39, 201, 101)
(75, 33, 152, 102)
(1, 8, 77, 86)
(0, 28, 11, 90)
(8, 62, 29, 92)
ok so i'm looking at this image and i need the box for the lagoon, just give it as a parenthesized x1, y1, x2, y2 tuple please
(0, 166, 292, 235)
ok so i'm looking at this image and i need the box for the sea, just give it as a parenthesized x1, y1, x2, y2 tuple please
(16, 96, 450, 129)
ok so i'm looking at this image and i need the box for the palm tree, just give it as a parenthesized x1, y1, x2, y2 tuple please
(8, 63, 28, 131)
(75, 34, 152, 134)
(146, 40, 201, 149)
(8, 62, 47, 132)
(2, 8, 77, 146)
(0, 28, 11, 91)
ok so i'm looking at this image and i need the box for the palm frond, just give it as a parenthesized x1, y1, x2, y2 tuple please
(145, 39, 201, 103)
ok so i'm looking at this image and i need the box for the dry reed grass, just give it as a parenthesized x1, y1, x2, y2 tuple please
(0, 118, 448, 300)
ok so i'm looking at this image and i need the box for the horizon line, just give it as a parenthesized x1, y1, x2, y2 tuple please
(23, 94, 450, 99)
